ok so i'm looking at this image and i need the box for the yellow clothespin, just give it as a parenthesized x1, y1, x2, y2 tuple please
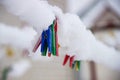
(58, 44, 60, 48)
(6, 47, 14, 57)
(74, 61, 81, 71)
(75, 61, 78, 71)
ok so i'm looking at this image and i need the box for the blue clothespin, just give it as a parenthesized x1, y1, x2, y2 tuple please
(47, 25, 52, 54)
(41, 31, 46, 53)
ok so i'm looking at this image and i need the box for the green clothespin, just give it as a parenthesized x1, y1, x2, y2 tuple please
(73, 61, 81, 71)
(51, 22, 56, 56)
(77, 61, 81, 70)
(2, 67, 11, 80)
(41, 41, 48, 56)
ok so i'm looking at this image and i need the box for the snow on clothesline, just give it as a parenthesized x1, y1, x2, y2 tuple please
(1, 0, 120, 70)
(1, 0, 55, 34)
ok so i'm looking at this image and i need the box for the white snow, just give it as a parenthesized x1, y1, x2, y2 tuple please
(8, 59, 31, 77)
(1, 0, 55, 34)
(0, 23, 36, 50)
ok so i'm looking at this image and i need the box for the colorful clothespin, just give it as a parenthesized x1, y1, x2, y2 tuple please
(2, 67, 11, 80)
(73, 61, 81, 71)
(33, 36, 41, 52)
(41, 31, 48, 56)
(63, 54, 75, 68)
(47, 26, 52, 57)
(63, 54, 81, 71)
(33, 18, 59, 57)
(6, 47, 14, 57)
(63, 54, 70, 65)
(54, 18, 59, 56)
(51, 20, 56, 56)
(69, 56, 74, 68)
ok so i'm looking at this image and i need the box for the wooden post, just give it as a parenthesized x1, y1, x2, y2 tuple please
(89, 61, 97, 80)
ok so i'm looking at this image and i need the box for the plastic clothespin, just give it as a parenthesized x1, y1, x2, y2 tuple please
(41, 40, 48, 56)
(2, 67, 11, 80)
(54, 18, 59, 56)
(51, 22, 56, 56)
(33, 36, 41, 53)
(41, 31, 46, 53)
(75, 61, 79, 71)
(63, 54, 70, 65)
(69, 56, 74, 68)
(6, 47, 14, 57)
(77, 61, 81, 70)
(74, 61, 81, 71)
(48, 52, 51, 57)
(41, 31, 48, 56)
(39, 19, 59, 57)
(47, 25, 52, 56)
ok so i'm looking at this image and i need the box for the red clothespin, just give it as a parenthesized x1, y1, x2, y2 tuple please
(69, 56, 74, 68)
(33, 36, 41, 53)
(63, 54, 70, 65)
(54, 18, 59, 56)
(48, 52, 51, 57)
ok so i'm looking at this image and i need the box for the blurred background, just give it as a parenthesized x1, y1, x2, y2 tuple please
(0, 0, 120, 80)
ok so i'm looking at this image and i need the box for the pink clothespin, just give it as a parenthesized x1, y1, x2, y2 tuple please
(33, 36, 41, 53)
